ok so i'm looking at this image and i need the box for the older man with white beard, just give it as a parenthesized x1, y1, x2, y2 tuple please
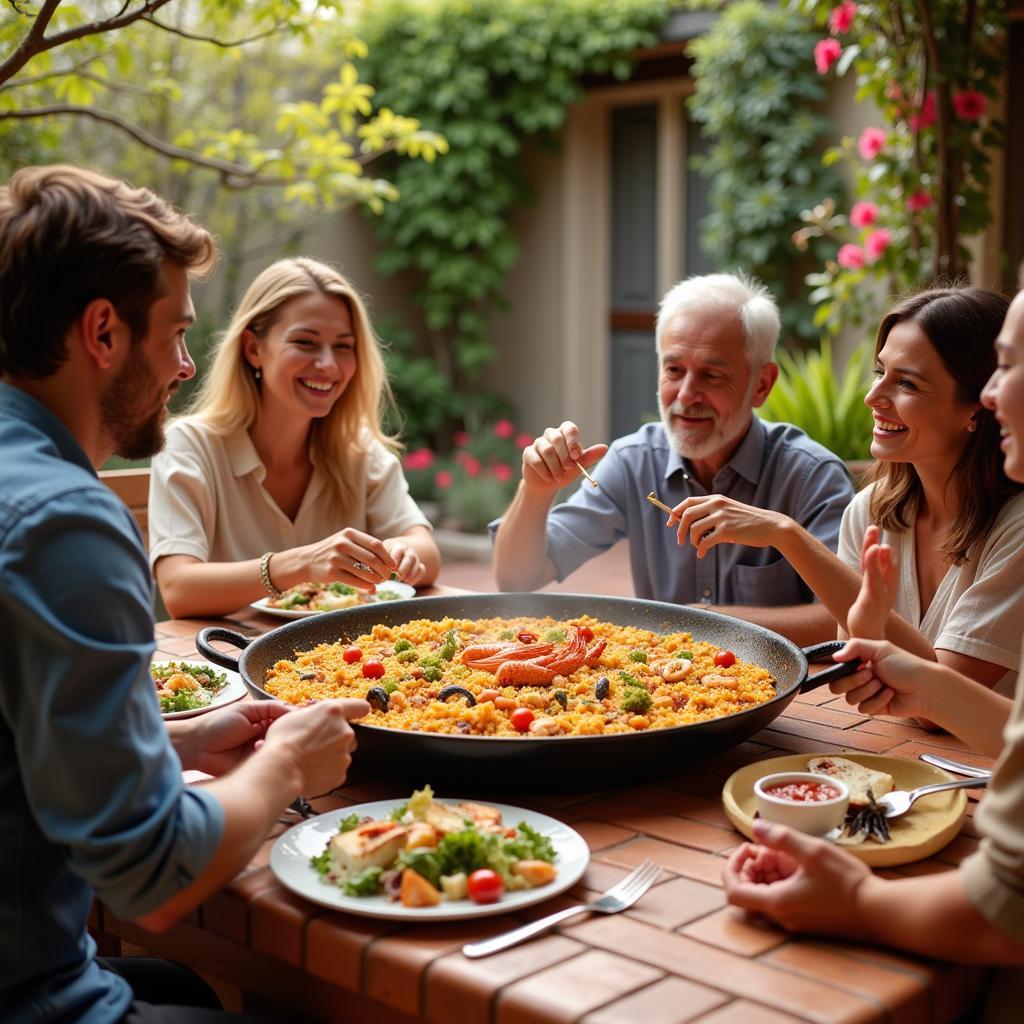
(489, 273, 854, 646)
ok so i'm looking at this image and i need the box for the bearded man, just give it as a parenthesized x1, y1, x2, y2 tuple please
(490, 273, 854, 645)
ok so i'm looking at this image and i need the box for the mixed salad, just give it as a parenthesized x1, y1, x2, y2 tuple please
(269, 580, 405, 612)
(310, 786, 558, 908)
(151, 661, 229, 714)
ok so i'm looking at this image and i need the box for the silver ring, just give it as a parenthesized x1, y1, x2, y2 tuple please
(352, 561, 373, 574)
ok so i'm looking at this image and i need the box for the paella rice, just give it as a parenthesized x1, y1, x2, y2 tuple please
(262, 616, 777, 737)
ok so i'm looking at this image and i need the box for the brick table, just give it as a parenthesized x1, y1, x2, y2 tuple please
(93, 606, 994, 1023)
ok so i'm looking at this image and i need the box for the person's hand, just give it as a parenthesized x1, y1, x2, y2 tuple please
(382, 538, 427, 586)
(846, 525, 896, 640)
(668, 495, 788, 557)
(723, 819, 873, 936)
(179, 701, 292, 776)
(521, 421, 607, 496)
(296, 528, 398, 591)
(830, 637, 938, 719)
(261, 698, 369, 797)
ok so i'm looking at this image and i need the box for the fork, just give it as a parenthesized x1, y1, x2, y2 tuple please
(878, 776, 988, 818)
(461, 858, 660, 958)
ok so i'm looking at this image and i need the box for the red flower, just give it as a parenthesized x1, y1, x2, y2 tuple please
(829, 2, 857, 35)
(849, 201, 878, 228)
(906, 190, 932, 212)
(492, 463, 513, 482)
(515, 433, 533, 449)
(908, 91, 935, 131)
(814, 38, 842, 75)
(434, 470, 454, 489)
(402, 447, 435, 471)
(837, 244, 866, 270)
(493, 419, 515, 439)
(462, 456, 481, 478)
(453, 430, 470, 447)
(952, 89, 986, 120)
(864, 229, 892, 263)
(857, 127, 886, 161)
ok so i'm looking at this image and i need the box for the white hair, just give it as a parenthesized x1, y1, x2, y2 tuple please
(656, 272, 780, 367)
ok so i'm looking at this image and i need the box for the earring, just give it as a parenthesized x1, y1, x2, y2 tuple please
(967, 421, 976, 432)
(253, 367, 261, 381)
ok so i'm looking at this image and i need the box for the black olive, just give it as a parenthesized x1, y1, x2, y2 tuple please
(553, 689, 568, 710)
(299, 671, 317, 681)
(438, 684, 476, 707)
(595, 676, 610, 700)
(366, 686, 389, 711)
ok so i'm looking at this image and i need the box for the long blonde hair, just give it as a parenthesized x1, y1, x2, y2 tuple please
(184, 257, 398, 513)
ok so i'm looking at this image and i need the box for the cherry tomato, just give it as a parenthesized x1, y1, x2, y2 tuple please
(577, 625, 595, 642)
(510, 707, 535, 733)
(714, 650, 736, 669)
(467, 868, 505, 904)
(362, 660, 385, 679)
(343, 647, 362, 664)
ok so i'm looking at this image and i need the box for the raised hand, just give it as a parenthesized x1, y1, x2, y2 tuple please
(382, 538, 427, 585)
(521, 421, 607, 496)
(847, 525, 896, 640)
(668, 494, 786, 557)
(830, 637, 939, 719)
(295, 527, 398, 591)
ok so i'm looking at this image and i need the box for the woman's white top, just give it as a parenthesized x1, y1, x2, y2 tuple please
(148, 419, 430, 567)
(837, 485, 1024, 696)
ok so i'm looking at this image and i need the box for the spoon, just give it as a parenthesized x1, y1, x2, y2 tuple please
(878, 776, 988, 818)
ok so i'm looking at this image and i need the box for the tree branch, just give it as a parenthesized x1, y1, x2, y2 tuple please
(0, 0, 177, 87)
(142, 14, 288, 48)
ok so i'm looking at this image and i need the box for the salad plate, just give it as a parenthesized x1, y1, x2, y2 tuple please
(151, 659, 247, 720)
(270, 797, 590, 920)
(251, 580, 416, 619)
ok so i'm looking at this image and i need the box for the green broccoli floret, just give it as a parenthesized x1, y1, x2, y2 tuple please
(628, 649, 648, 664)
(619, 670, 643, 689)
(422, 665, 443, 683)
(620, 687, 652, 714)
(394, 638, 413, 654)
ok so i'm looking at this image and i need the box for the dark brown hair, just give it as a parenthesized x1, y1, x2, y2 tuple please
(0, 164, 215, 379)
(868, 286, 1021, 565)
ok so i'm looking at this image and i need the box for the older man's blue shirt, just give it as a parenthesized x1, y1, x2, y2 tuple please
(492, 418, 853, 606)
(0, 382, 223, 1024)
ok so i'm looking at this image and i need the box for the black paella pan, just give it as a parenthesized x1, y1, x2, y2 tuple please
(196, 593, 857, 788)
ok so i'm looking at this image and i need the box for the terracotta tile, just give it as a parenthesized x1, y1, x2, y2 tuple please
(202, 868, 277, 943)
(765, 718, 897, 753)
(681, 907, 788, 956)
(627, 876, 725, 930)
(883, 736, 984, 760)
(582, 975, 729, 1024)
(563, 915, 881, 1023)
(496, 949, 664, 1024)
(250, 885, 322, 966)
(788, 704, 868, 731)
(853, 718, 931, 742)
(691, 1000, 807, 1024)
(424, 935, 584, 1024)
(336, 779, 413, 802)
(579, 860, 633, 894)
(155, 618, 215, 639)
(157, 635, 212, 657)
(794, 684, 846, 706)
(574, 818, 638, 851)
(598, 837, 726, 887)
(753, 729, 846, 755)
(576, 798, 737, 853)
(305, 912, 403, 990)
(766, 941, 928, 1024)
(366, 919, 511, 1016)
(647, 791, 734, 829)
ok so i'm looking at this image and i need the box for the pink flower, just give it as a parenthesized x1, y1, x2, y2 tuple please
(906, 190, 932, 212)
(908, 91, 935, 131)
(453, 430, 470, 447)
(814, 38, 842, 75)
(402, 447, 435, 471)
(952, 89, 986, 120)
(849, 201, 878, 228)
(829, 2, 857, 35)
(837, 244, 866, 270)
(857, 126, 886, 161)
(493, 419, 515, 439)
(492, 463, 513, 482)
(462, 456, 481, 478)
(434, 470, 454, 489)
(515, 433, 533, 449)
(864, 229, 892, 262)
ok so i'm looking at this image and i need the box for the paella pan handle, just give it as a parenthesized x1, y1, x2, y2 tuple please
(195, 627, 252, 673)
(798, 639, 860, 692)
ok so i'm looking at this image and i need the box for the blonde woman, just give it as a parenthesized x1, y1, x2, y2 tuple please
(149, 257, 440, 618)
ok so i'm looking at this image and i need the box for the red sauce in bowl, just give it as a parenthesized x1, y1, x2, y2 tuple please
(763, 780, 841, 803)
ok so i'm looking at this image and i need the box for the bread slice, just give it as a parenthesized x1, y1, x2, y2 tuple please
(329, 820, 408, 877)
(807, 756, 894, 807)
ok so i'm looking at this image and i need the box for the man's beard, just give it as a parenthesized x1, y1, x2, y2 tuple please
(658, 386, 754, 462)
(101, 346, 169, 460)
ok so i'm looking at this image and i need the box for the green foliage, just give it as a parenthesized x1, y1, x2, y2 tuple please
(793, 1, 1007, 335)
(357, 0, 670, 439)
(687, 0, 845, 347)
(758, 340, 874, 461)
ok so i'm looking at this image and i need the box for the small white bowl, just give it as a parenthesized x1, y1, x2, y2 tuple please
(754, 772, 850, 836)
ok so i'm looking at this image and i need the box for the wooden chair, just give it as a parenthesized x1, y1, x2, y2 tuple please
(99, 467, 151, 547)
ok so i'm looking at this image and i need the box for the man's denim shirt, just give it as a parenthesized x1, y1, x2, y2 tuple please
(0, 382, 223, 1024)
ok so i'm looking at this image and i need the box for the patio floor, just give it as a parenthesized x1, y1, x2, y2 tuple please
(435, 538, 633, 596)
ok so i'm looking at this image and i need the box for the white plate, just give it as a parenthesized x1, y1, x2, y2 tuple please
(251, 581, 417, 619)
(153, 659, 247, 720)
(270, 799, 590, 921)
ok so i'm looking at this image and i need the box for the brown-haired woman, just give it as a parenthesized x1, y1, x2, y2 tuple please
(665, 286, 1024, 697)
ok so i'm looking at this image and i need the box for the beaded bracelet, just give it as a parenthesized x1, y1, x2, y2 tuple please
(259, 551, 282, 598)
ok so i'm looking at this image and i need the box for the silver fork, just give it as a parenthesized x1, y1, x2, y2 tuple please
(878, 776, 988, 818)
(462, 858, 660, 958)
